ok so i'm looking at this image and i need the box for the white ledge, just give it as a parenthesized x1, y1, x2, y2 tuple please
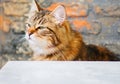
(0, 61, 120, 84)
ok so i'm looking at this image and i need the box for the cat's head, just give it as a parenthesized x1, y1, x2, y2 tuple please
(25, 0, 71, 55)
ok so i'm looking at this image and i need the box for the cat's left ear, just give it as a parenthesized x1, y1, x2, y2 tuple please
(50, 5, 66, 24)
(28, 0, 43, 18)
(30, 0, 43, 12)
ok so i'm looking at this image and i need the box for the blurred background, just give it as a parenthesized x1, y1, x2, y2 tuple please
(0, 0, 120, 68)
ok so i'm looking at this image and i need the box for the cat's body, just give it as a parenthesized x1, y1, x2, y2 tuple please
(25, 0, 120, 61)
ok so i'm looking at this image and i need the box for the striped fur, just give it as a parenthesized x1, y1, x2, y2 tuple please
(25, 0, 120, 61)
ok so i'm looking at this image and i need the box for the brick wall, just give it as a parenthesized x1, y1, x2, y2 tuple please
(0, 0, 120, 68)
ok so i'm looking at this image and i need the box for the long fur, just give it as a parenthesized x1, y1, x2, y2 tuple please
(25, 0, 120, 61)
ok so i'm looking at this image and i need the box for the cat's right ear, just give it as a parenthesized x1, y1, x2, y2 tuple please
(28, 0, 43, 18)
(50, 5, 66, 24)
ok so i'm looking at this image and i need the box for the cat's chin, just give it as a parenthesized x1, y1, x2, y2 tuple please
(32, 46, 58, 56)
(27, 40, 57, 56)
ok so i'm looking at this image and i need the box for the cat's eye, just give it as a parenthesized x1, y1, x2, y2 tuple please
(26, 23, 31, 28)
(35, 26, 46, 30)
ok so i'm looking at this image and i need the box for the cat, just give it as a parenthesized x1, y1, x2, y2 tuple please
(25, 0, 120, 61)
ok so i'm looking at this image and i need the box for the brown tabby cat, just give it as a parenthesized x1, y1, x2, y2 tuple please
(25, 0, 120, 61)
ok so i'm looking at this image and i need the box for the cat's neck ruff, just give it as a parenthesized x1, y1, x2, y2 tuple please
(30, 44, 59, 56)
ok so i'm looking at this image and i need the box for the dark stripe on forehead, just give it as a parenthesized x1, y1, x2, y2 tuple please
(38, 18, 46, 24)
(36, 10, 50, 18)
(38, 18, 43, 24)
(32, 10, 50, 24)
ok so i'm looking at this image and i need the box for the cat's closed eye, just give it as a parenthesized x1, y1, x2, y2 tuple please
(26, 23, 31, 28)
(37, 27, 52, 36)
(36, 26, 45, 30)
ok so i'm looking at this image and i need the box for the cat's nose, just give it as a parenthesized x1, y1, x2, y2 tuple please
(27, 27, 36, 36)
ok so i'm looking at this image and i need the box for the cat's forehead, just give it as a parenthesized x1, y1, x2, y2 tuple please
(28, 10, 51, 25)
(36, 10, 50, 17)
(33, 10, 50, 20)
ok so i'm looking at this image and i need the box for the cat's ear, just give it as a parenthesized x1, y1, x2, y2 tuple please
(30, 0, 43, 12)
(50, 5, 66, 24)
(27, 0, 42, 18)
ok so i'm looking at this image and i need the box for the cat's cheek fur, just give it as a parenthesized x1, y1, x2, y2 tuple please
(25, 33, 57, 55)
(28, 36, 49, 48)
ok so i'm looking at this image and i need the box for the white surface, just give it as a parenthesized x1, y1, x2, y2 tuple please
(0, 61, 120, 84)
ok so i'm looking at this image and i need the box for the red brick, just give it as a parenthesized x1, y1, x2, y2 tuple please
(72, 19, 91, 30)
(46, 3, 88, 17)
(0, 15, 11, 32)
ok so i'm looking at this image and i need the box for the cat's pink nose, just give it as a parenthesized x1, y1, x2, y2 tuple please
(27, 27, 36, 36)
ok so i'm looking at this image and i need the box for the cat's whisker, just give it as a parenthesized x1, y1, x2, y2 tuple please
(17, 36, 26, 43)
